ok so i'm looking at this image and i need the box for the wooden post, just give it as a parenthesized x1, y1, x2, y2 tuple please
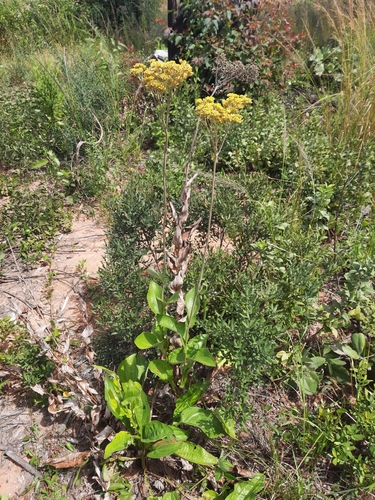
(167, 0, 180, 60)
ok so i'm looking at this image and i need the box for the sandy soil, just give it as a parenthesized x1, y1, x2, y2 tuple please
(0, 215, 106, 499)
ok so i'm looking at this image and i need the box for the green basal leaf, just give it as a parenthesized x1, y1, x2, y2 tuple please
(299, 371, 320, 395)
(327, 360, 350, 383)
(179, 407, 225, 438)
(185, 286, 200, 328)
(135, 331, 162, 349)
(104, 376, 125, 420)
(121, 380, 143, 403)
(166, 292, 179, 304)
(190, 347, 216, 367)
(351, 333, 366, 355)
(117, 353, 148, 384)
(149, 359, 174, 384)
(174, 381, 209, 418)
(348, 305, 366, 321)
(170, 425, 189, 441)
(201, 491, 218, 499)
(162, 492, 180, 500)
(104, 431, 134, 459)
(327, 357, 346, 366)
(147, 438, 183, 459)
(30, 158, 48, 169)
(141, 421, 174, 443)
(174, 441, 218, 466)
(218, 457, 233, 472)
(147, 281, 164, 315)
(341, 345, 359, 360)
(304, 356, 326, 370)
(187, 334, 209, 351)
(133, 389, 151, 432)
(168, 348, 185, 365)
(158, 315, 186, 338)
(214, 412, 236, 439)
(225, 474, 264, 499)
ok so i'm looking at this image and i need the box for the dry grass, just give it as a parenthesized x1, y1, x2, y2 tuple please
(319, 0, 375, 147)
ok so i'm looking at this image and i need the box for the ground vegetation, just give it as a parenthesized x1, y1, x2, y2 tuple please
(1, 0, 375, 498)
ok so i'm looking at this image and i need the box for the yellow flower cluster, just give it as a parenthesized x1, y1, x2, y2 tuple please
(195, 93, 252, 124)
(130, 60, 193, 94)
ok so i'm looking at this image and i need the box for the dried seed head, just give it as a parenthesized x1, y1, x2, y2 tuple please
(213, 53, 259, 88)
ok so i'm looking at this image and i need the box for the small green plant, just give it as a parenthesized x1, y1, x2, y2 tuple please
(0, 317, 54, 388)
(278, 332, 369, 396)
(0, 184, 72, 262)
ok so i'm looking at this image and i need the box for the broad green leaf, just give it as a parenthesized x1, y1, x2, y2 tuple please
(299, 371, 319, 395)
(327, 357, 346, 366)
(187, 334, 209, 351)
(142, 421, 174, 443)
(133, 390, 151, 432)
(108, 481, 130, 491)
(170, 425, 189, 441)
(190, 347, 216, 367)
(341, 345, 359, 360)
(168, 348, 184, 365)
(174, 382, 209, 418)
(158, 315, 186, 338)
(30, 158, 48, 169)
(330, 343, 358, 358)
(214, 412, 236, 439)
(218, 457, 233, 472)
(149, 360, 174, 384)
(327, 360, 350, 383)
(185, 286, 200, 328)
(201, 491, 218, 499)
(174, 441, 218, 466)
(226, 474, 265, 499)
(162, 492, 180, 500)
(179, 407, 225, 438)
(135, 332, 162, 349)
(104, 431, 134, 459)
(121, 380, 143, 403)
(147, 281, 164, 315)
(147, 438, 183, 459)
(104, 376, 125, 420)
(349, 305, 366, 321)
(304, 356, 326, 370)
(165, 292, 179, 304)
(117, 353, 148, 384)
(351, 333, 366, 356)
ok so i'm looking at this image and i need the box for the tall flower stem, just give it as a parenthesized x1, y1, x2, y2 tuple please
(184, 126, 230, 345)
(161, 96, 172, 297)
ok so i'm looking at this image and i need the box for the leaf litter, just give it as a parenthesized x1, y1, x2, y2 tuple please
(0, 214, 107, 499)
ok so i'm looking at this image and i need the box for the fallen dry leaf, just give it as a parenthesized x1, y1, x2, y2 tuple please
(44, 451, 91, 469)
(233, 465, 255, 478)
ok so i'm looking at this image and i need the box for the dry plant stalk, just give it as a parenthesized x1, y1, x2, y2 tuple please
(167, 173, 201, 316)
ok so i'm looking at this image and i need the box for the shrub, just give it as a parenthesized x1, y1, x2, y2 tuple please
(170, 0, 304, 92)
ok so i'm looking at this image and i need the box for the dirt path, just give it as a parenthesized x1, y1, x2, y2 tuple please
(0, 215, 106, 499)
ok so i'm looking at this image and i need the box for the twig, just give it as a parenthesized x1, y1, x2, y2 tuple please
(1, 290, 36, 309)
(3, 449, 42, 479)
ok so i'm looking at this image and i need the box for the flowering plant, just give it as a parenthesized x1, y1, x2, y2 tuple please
(130, 59, 193, 95)
(195, 93, 252, 124)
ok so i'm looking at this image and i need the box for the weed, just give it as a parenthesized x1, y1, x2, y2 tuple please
(0, 184, 72, 262)
(0, 318, 54, 388)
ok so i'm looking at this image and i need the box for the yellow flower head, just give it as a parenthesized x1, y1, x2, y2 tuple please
(130, 59, 193, 94)
(195, 93, 252, 125)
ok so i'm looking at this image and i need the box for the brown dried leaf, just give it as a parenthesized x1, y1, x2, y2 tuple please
(44, 451, 91, 469)
(233, 465, 254, 478)
(94, 425, 114, 445)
